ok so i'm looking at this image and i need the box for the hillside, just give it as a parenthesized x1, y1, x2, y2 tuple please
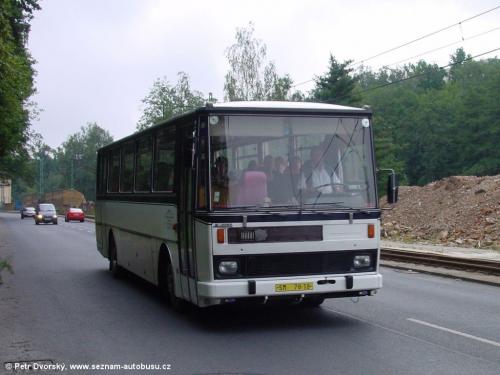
(381, 175, 500, 250)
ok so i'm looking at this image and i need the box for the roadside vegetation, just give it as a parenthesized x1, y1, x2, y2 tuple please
(0, 0, 41, 280)
(0, 258, 13, 284)
(2, 14, 499, 210)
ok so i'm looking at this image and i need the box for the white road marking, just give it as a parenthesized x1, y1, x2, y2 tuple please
(407, 318, 500, 348)
(323, 307, 500, 365)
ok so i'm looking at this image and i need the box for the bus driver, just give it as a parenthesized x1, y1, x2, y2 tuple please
(301, 146, 342, 194)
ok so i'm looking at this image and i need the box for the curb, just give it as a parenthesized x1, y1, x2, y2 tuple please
(381, 261, 500, 288)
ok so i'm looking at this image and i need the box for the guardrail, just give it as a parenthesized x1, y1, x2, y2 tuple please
(381, 248, 500, 276)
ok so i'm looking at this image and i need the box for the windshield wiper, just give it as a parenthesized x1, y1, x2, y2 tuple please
(216, 205, 289, 215)
(301, 201, 348, 211)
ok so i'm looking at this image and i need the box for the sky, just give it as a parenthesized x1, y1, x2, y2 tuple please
(28, 0, 500, 148)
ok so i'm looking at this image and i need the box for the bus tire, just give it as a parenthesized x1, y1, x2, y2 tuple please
(301, 296, 325, 308)
(166, 262, 187, 312)
(158, 248, 170, 300)
(109, 234, 122, 278)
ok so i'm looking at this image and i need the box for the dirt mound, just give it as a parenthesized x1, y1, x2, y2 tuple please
(381, 175, 500, 250)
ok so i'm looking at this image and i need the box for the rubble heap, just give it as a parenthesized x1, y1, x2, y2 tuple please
(381, 175, 500, 250)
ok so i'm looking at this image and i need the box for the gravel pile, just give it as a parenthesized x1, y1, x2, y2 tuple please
(381, 175, 500, 250)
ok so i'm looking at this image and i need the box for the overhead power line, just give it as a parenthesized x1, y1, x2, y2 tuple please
(351, 4, 500, 67)
(291, 5, 500, 89)
(322, 46, 500, 103)
(386, 25, 500, 67)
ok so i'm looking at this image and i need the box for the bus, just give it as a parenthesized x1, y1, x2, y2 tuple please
(95, 101, 398, 309)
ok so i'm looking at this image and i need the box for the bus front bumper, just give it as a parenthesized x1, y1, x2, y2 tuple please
(197, 273, 382, 305)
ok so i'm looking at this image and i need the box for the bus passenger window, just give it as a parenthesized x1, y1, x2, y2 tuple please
(135, 137, 152, 192)
(108, 149, 120, 192)
(120, 142, 135, 192)
(154, 129, 175, 192)
(97, 153, 107, 194)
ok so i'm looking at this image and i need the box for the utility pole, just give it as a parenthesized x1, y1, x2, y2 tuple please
(0, 180, 4, 208)
(71, 153, 83, 190)
(39, 155, 44, 199)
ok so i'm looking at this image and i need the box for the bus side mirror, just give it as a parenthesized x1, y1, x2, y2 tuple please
(387, 173, 399, 204)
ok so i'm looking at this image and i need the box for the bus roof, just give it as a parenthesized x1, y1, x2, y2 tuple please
(99, 101, 371, 151)
(211, 101, 365, 111)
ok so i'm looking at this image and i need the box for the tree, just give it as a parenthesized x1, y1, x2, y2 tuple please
(311, 54, 360, 105)
(448, 47, 471, 82)
(224, 22, 295, 101)
(408, 61, 446, 91)
(0, 0, 40, 177)
(137, 72, 206, 131)
(60, 123, 113, 200)
(358, 49, 500, 186)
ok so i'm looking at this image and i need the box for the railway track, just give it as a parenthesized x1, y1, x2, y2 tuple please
(380, 248, 500, 276)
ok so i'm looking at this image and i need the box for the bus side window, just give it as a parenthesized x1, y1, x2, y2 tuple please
(120, 142, 135, 192)
(135, 136, 152, 192)
(97, 153, 107, 194)
(154, 128, 175, 192)
(108, 148, 120, 192)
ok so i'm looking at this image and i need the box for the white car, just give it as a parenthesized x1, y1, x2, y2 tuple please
(21, 207, 36, 219)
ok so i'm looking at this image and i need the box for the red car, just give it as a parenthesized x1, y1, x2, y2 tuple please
(65, 208, 85, 222)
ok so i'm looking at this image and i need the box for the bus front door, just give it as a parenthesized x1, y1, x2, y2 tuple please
(178, 124, 198, 304)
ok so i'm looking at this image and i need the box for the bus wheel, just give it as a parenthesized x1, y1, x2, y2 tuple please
(109, 237, 122, 278)
(300, 296, 325, 308)
(166, 262, 187, 312)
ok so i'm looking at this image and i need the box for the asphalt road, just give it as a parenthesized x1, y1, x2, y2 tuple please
(1, 211, 499, 375)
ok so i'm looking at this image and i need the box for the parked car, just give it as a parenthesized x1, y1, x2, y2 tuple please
(65, 208, 85, 222)
(35, 203, 58, 225)
(21, 207, 36, 219)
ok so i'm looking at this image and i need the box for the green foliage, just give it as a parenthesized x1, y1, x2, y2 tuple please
(358, 48, 500, 186)
(311, 54, 361, 105)
(12, 124, 113, 203)
(224, 22, 295, 101)
(0, 0, 40, 178)
(0, 257, 13, 284)
(136, 72, 206, 131)
(59, 123, 114, 201)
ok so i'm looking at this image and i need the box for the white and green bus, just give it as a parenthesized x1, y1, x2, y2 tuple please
(95, 101, 398, 309)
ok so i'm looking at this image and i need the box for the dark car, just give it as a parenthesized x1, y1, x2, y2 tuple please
(35, 203, 58, 225)
(65, 208, 85, 222)
(21, 207, 36, 219)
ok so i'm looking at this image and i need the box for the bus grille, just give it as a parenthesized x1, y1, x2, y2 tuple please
(213, 249, 377, 279)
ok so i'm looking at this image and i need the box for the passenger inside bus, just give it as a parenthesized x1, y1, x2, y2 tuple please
(275, 156, 302, 203)
(300, 146, 342, 194)
(237, 170, 268, 206)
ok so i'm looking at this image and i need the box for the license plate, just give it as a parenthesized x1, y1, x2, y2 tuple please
(275, 282, 314, 293)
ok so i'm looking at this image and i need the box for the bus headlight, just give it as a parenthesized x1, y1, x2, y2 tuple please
(353, 255, 371, 268)
(218, 261, 238, 275)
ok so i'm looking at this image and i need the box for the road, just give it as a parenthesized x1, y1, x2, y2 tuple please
(1, 212, 499, 375)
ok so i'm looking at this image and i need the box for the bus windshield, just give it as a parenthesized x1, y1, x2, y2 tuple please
(208, 115, 377, 210)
